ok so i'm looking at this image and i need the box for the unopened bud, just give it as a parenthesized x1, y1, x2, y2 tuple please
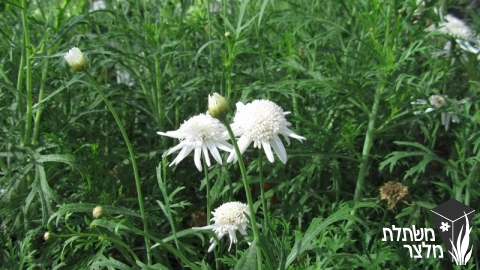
(208, 93, 229, 121)
(64, 47, 88, 71)
(93, 206, 104, 219)
(44, 231, 51, 241)
(225, 31, 232, 38)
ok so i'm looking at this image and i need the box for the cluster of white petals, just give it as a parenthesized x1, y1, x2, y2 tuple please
(158, 113, 232, 171)
(411, 95, 469, 131)
(427, 13, 480, 56)
(64, 47, 88, 71)
(193, 201, 250, 252)
(227, 100, 306, 164)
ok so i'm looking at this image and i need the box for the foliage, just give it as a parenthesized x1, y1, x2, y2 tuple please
(1, 0, 479, 269)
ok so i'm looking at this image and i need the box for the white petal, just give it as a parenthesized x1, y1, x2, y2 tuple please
(451, 113, 460, 123)
(194, 147, 202, 171)
(425, 108, 435, 113)
(202, 144, 211, 167)
(216, 141, 233, 153)
(166, 142, 187, 155)
(206, 140, 223, 165)
(271, 136, 287, 164)
(157, 131, 182, 139)
(261, 140, 275, 163)
(227, 136, 252, 163)
(207, 241, 217, 253)
(411, 99, 428, 105)
(280, 127, 306, 142)
(170, 145, 193, 166)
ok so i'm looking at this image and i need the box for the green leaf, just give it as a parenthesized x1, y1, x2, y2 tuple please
(49, 203, 141, 227)
(284, 202, 376, 268)
(235, 240, 258, 270)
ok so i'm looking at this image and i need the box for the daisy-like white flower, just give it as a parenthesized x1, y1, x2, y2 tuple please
(411, 95, 468, 131)
(226, 100, 306, 164)
(427, 13, 480, 55)
(158, 113, 232, 171)
(193, 201, 250, 252)
(64, 47, 88, 71)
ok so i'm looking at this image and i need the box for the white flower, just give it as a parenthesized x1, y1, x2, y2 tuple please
(411, 95, 468, 131)
(427, 14, 480, 55)
(226, 100, 306, 164)
(437, 14, 474, 40)
(64, 47, 88, 71)
(158, 113, 232, 171)
(193, 201, 250, 252)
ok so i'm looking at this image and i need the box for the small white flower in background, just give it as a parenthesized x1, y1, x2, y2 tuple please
(0, 188, 4, 195)
(89, 0, 106, 12)
(427, 13, 480, 56)
(64, 47, 87, 72)
(411, 95, 469, 131)
(193, 201, 250, 252)
(158, 113, 232, 171)
(227, 100, 306, 164)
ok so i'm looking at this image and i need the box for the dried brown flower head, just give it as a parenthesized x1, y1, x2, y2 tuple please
(190, 211, 207, 227)
(378, 181, 409, 210)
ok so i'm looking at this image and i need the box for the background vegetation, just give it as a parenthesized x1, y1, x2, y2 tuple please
(1, 0, 479, 269)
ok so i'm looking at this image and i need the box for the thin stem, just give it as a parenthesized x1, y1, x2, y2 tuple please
(84, 71, 151, 265)
(202, 156, 211, 224)
(258, 150, 268, 225)
(222, 120, 263, 270)
(204, 0, 216, 92)
(32, 53, 51, 146)
(352, 82, 384, 211)
(21, 0, 33, 146)
(154, 57, 165, 148)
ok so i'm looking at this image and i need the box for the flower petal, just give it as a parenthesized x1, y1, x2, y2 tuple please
(206, 140, 223, 165)
(202, 144, 211, 167)
(261, 140, 275, 163)
(194, 147, 202, 171)
(271, 136, 287, 164)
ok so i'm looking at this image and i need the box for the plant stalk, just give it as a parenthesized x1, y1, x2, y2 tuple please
(222, 120, 263, 270)
(84, 71, 151, 265)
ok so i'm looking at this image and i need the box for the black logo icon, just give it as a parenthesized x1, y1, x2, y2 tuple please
(430, 199, 475, 264)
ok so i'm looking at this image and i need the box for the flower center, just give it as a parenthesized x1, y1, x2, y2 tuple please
(178, 114, 225, 145)
(235, 100, 287, 141)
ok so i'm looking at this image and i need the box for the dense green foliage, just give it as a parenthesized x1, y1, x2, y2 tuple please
(1, 0, 479, 269)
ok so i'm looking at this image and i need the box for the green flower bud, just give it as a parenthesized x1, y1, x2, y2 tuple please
(208, 93, 229, 121)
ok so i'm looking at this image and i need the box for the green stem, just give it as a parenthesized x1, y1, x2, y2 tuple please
(204, 0, 216, 93)
(32, 54, 51, 146)
(222, 120, 263, 270)
(465, 163, 479, 206)
(202, 156, 211, 225)
(258, 150, 268, 225)
(21, 0, 33, 146)
(84, 71, 151, 265)
(154, 57, 164, 146)
(352, 82, 384, 210)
